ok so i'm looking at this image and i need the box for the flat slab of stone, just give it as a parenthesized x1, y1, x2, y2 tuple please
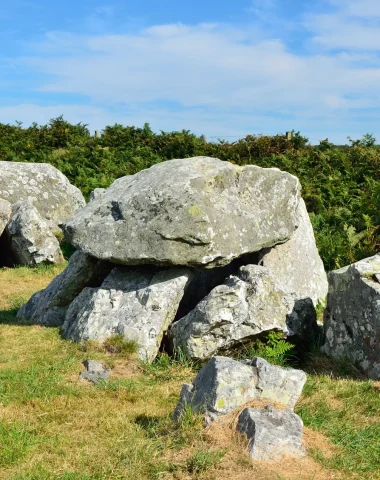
(171, 264, 316, 361)
(61, 266, 193, 362)
(64, 157, 301, 268)
(237, 406, 305, 461)
(174, 356, 306, 420)
(17, 251, 111, 326)
(258, 199, 328, 307)
(0, 161, 85, 231)
(322, 253, 380, 379)
(6, 201, 64, 266)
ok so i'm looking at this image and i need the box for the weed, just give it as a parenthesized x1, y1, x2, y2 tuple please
(103, 334, 138, 356)
(186, 448, 226, 474)
(235, 331, 295, 366)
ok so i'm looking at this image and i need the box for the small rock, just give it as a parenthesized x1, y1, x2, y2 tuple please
(174, 356, 258, 420)
(79, 360, 110, 384)
(237, 406, 305, 461)
(251, 357, 306, 410)
(174, 356, 306, 420)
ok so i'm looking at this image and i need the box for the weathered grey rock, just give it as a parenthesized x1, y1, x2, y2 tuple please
(89, 188, 106, 202)
(0, 198, 11, 236)
(174, 356, 306, 420)
(174, 356, 258, 420)
(64, 157, 301, 268)
(251, 357, 306, 410)
(6, 201, 64, 266)
(62, 266, 193, 362)
(322, 254, 380, 379)
(237, 406, 305, 461)
(17, 251, 111, 326)
(259, 199, 328, 307)
(79, 360, 110, 384)
(171, 264, 316, 361)
(0, 161, 85, 231)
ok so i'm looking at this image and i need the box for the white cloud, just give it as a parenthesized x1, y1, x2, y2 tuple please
(17, 23, 380, 116)
(306, 0, 380, 50)
(2, 4, 379, 143)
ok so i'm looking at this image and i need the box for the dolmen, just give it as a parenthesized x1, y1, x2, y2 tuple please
(18, 157, 328, 362)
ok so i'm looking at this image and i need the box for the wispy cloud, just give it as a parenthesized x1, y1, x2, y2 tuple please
(306, 0, 380, 50)
(1, 0, 379, 142)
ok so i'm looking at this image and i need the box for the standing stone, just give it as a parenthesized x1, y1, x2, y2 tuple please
(63, 157, 301, 268)
(171, 265, 316, 361)
(0, 161, 85, 231)
(322, 254, 380, 379)
(237, 406, 305, 461)
(6, 201, 64, 266)
(0, 198, 11, 236)
(17, 251, 111, 326)
(174, 356, 306, 420)
(61, 266, 193, 362)
(258, 199, 328, 306)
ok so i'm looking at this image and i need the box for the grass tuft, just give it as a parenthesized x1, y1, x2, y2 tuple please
(103, 334, 138, 356)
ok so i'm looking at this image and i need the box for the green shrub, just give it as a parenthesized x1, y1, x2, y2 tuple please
(1, 118, 378, 271)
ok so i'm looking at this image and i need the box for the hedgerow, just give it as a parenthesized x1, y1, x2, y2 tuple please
(0, 117, 378, 271)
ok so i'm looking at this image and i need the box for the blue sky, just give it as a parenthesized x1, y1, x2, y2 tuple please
(1, 0, 380, 143)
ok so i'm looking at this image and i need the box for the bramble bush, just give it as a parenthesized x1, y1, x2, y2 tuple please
(0, 117, 378, 271)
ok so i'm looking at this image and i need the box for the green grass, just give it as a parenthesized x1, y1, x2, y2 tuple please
(297, 375, 380, 477)
(103, 334, 138, 356)
(0, 266, 379, 479)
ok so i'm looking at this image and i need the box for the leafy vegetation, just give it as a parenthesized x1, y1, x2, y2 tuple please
(0, 117, 378, 270)
(235, 331, 295, 367)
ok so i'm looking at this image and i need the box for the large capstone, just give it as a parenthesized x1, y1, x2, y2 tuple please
(17, 251, 112, 326)
(322, 254, 380, 379)
(0, 161, 85, 231)
(6, 201, 64, 266)
(171, 264, 317, 361)
(237, 406, 305, 461)
(63, 157, 301, 268)
(61, 266, 193, 362)
(258, 199, 328, 307)
(174, 356, 306, 420)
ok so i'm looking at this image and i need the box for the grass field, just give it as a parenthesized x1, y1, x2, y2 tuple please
(0, 266, 379, 479)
